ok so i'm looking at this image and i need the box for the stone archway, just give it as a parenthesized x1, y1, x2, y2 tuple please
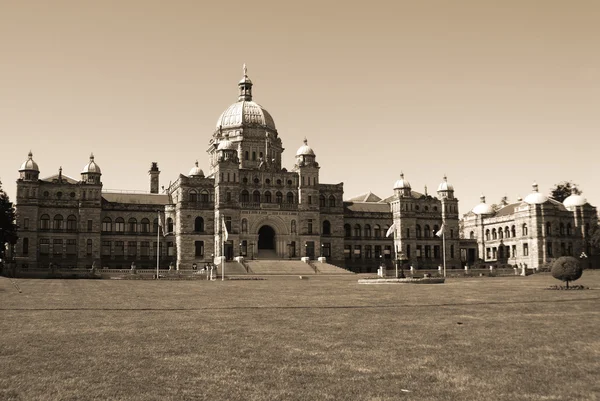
(258, 225, 276, 254)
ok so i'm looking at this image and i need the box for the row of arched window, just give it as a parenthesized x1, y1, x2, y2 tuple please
(545, 222, 574, 236)
(479, 224, 526, 241)
(344, 224, 388, 238)
(319, 195, 337, 208)
(101, 217, 174, 234)
(188, 190, 211, 203)
(39, 214, 78, 231)
(240, 190, 295, 204)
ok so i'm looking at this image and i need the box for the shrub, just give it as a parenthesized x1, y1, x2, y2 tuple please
(551, 256, 582, 288)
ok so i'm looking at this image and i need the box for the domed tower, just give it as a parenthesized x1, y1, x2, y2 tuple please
(81, 153, 102, 184)
(209, 65, 283, 174)
(214, 132, 241, 260)
(19, 151, 40, 181)
(188, 161, 205, 178)
(393, 172, 411, 198)
(436, 175, 460, 268)
(437, 175, 454, 200)
(294, 138, 320, 210)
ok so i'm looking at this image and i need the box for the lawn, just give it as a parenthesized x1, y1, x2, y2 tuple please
(1, 272, 599, 401)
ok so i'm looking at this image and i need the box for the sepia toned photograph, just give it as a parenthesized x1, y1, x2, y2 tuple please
(1, 1, 599, 400)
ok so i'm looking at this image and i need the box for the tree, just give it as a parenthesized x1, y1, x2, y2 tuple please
(0, 179, 18, 261)
(551, 256, 583, 288)
(550, 181, 582, 203)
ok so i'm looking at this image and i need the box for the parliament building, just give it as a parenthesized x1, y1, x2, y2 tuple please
(12, 68, 597, 272)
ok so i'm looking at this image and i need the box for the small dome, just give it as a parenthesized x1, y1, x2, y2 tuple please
(19, 151, 39, 172)
(473, 195, 494, 215)
(217, 134, 237, 151)
(296, 138, 315, 157)
(393, 172, 411, 190)
(564, 194, 587, 208)
(82, 153, 101, 174)
(437, 175, 454, 192)
(188, 161, 204, 177)
(524, 182, 548, 205)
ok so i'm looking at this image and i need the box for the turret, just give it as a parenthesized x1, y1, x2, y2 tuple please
(81, 153, 102, 184)
(149, 162, 160, 194)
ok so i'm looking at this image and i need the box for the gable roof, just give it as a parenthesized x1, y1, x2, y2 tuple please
(344, 201, 391, 214)
(41, 174, 79, 184)
(347, 191, 382, 203)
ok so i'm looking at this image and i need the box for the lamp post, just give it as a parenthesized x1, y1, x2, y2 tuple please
(288, 243, 291, 260)
(320, 243, 324, 258)
(304, 242, 308, 259)
(250, 242, 254, 260)
(239, 242, 242, 258)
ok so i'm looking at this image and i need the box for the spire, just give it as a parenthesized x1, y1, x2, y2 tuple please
(480, 194, 486, 203)
(195, 160, 199, 167)
(400, 171, 404, 179)
(303, 137, 308, 145)
(238, 63, 253, 101)
(58, 166, 62, 180)
(28, 150, 33, 159)
(90, 152, 95, 161)
(532, 181, 539, 192)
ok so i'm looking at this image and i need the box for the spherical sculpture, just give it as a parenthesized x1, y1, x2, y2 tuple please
(551, 256, 583, 288)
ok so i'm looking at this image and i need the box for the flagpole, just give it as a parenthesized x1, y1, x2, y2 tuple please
(156, 210, 160, 280)
(221, 216, 225, 281)
(442, 230, 447, 278)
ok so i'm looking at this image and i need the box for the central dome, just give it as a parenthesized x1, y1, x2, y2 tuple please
(216, 101, 276, 131)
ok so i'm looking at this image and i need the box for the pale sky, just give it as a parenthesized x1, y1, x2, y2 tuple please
(1, 0, 599, 214)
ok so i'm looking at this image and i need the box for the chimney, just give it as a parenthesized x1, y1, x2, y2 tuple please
(149, 162, 160, 194)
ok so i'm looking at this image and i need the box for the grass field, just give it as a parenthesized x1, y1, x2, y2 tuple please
(1, 272, 599, 401)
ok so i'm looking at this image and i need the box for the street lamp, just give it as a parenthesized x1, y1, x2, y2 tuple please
(304, 242, 308, 259)
(239, 242, 242, 258)
(320, 244, 324, 258)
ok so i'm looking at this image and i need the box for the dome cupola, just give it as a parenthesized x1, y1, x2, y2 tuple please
(393, 172, 411, 197)
(296, 138, 315, 157)
(217, 133, 237, 151)
(437, 174, 454, 199)
(188, 161, 205, 178)
(473, 194, 494, 215)
(563, 194, 587, 208)
(524, 182, 548, 205)
(19, 151, 40, 181)
(81, 153, 102, 184)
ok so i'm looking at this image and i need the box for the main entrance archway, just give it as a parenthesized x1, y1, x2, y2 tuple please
(258, 225, 276, 250)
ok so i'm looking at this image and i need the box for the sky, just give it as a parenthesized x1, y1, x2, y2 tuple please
(1, 0, 599, 214)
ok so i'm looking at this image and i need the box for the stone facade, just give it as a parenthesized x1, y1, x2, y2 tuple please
(12, 68, 598, 273)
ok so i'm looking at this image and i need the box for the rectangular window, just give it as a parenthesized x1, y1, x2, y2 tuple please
(67, 239, 77, 255)
(354, 245, 361, 259)
(425, 245, 431, 259)
(308, 195, 312, 205)
(23, 238, 29, 255)
(323, 243, 331, 257)
(307, 219, 313, 235)
(40, 239, 50, 255)
(384, 245, 392, 259)
(365, 245, 372, 259)
(167, 241, 174, 256)
(547, 242, 553, 257)
(523, 243, 529, 256)
(450, 229, 454, 239)
(53, 239, 63, 255)
(102, 241, 111, 256)
(86, 240, 92, 256)
(416, 245, 422, 258)
(87, 220, 93, 232)
(195, 241, 204, 257)
(450, 245, 454, 258)
(153, 242, 163, 258)
(486, 248, 491, 259)
(141, 241, 150, 257)
(406, 244, 411, 259)
(23, 218, 29, 230)
(344, 245, 351, 260)
(434, 245, 440, 259)
(225, 216, 232, 233)
(406, 228, 409, 238)
(512, 245, 517, 257)
(115, 241, 124, 256)
(374, 245, 382, 259)
(128, 241, 137, 256)
(492, 247, 497, 259)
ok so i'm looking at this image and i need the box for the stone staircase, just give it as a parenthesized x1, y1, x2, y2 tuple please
(245, 259, 316, 275)
(313, 261, 354, 274)
(217, 261, 248, 276)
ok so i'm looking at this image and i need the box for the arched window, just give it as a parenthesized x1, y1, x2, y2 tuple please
(244, 151, 249, 160)
(374, 225, 381, 238)
(241, 219, 248, 234)
(53, 215, 64, 230)
(253, 191, 261, 203)
(354, 224, 361, 238)
(40, 214, 50, 230)
(287, 192, 294, 204)
(276, 191, 283, 203)
(344, 224, 351, 238)
(433, 225, 439, 236)
(323, 220, 331, 235)
(291, 220, 296, 234)
(566, 223, 572, 236)
(153, 218, 159, 233)
(141, 218, 150, 233)
(485, 229, 490, 241)
(167, 218, 174, 233)
(492, 228, 497, 240)
(115, 217, 125, 232)
(364, 224, 371, 238)
(195, 217, 204, 232)
(264, 191, 272, 203)
(102, 217, 112, 232)
(511, 225, 516, 237)
(329, 195, 336, 207)
(319, 195, 326, 207)
(505, 227, 510, 238)
(470, 231, 475, 239)
(546, 222, 552, 236)
(498, 228, 503, 239)
(128, 218, 137, 233)
(424, 225, 431, 238)
(241, 190, 249, 203)
(200, 190, 209, 203)
(522, 223, 528, 236)
(416, 225, 422, 238)
(67, 215, 77, 231)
